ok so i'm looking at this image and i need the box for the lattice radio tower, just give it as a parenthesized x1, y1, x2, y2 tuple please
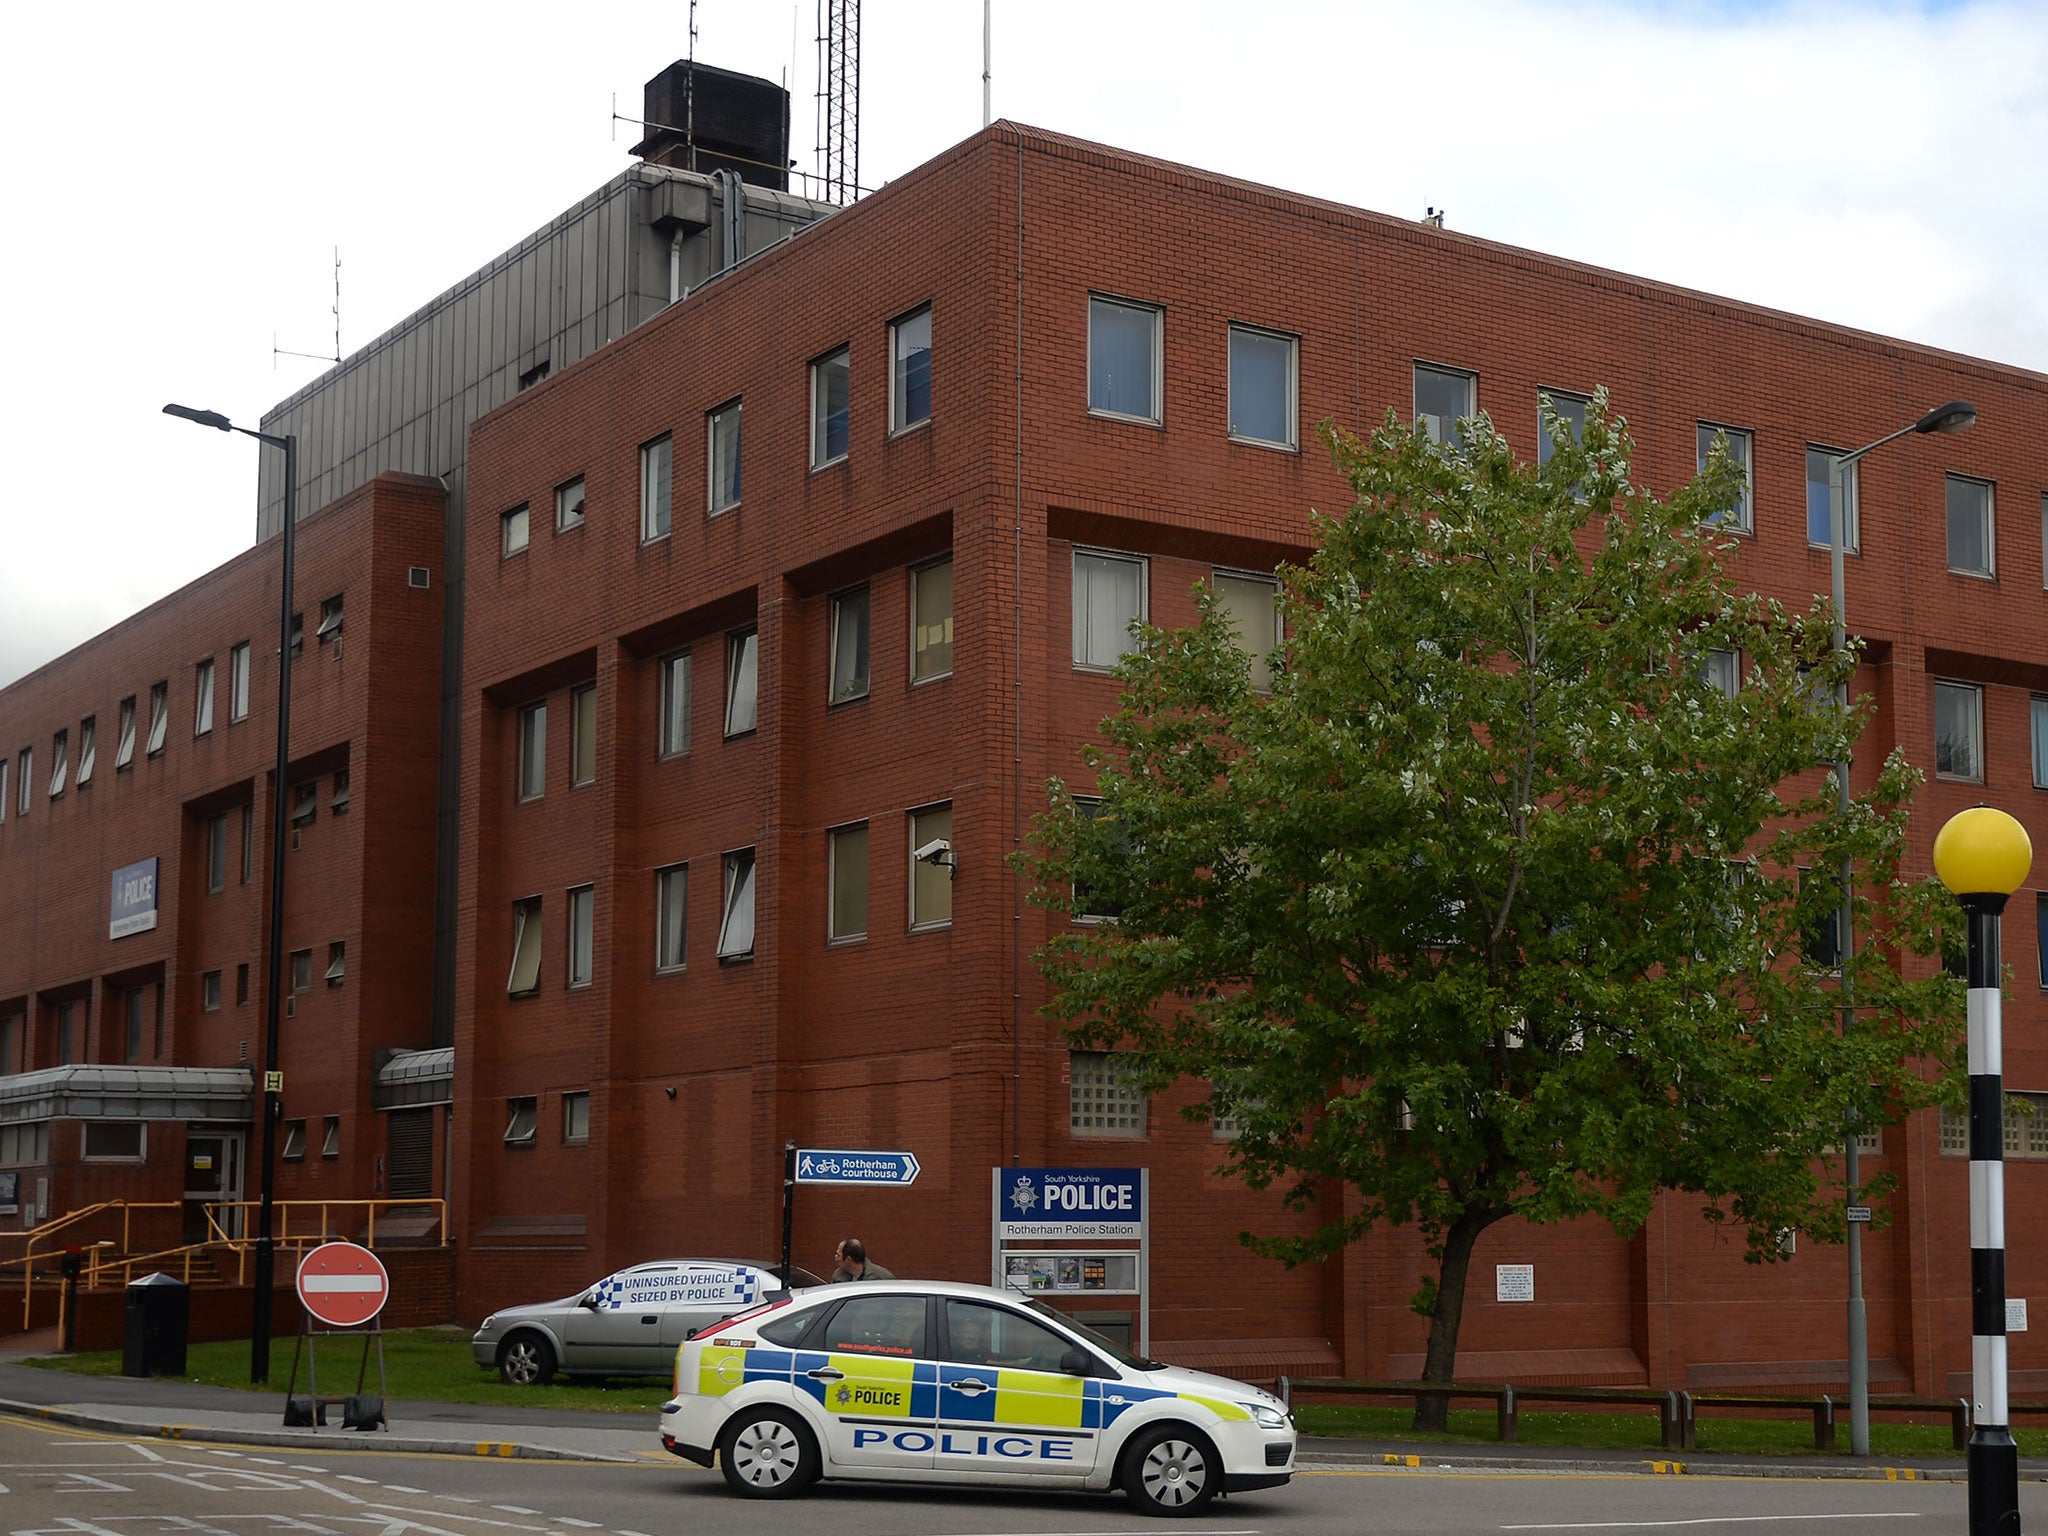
(816, 0, 859, 203)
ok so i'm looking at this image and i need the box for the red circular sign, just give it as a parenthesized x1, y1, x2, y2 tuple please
(295, 1241, 390, 1327)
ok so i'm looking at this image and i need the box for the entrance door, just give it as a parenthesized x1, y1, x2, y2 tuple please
(183, 1134, 244, 1244)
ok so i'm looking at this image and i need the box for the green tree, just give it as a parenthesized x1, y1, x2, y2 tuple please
(1021, 396, 1961, 1426)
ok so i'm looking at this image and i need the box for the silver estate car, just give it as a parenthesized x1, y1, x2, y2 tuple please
(472, 1258, 825, 1384)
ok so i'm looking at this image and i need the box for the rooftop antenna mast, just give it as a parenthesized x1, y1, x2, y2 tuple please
(685, 0, 699, 171)
(274, 248, 342, 369)
(816, 0, 859, 203)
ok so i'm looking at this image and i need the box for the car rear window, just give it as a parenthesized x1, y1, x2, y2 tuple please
(824, 1294, 927, 1356)
(757, 1304, 825, 1347)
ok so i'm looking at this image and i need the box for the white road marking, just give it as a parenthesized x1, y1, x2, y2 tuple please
(336, 1476, 377, 1485)
(553, 1522, 599, 1530)
(290, 1467, 327, 1473)
(1504, 1516, 1924, 1531)
(381, 1487, 428, 1495)
(489, 1508, 539, 1516)
(248, 1458, 289, 1466)
(439, 1498, 479, 1505)
(207, 1450, 245, 1458)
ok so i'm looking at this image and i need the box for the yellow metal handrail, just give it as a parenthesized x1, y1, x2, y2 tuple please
(200, 1197, 448, 1251)
(3, 1202, 181, 1331)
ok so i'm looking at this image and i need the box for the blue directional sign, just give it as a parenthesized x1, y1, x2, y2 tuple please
(793, 1148, 921, 1186)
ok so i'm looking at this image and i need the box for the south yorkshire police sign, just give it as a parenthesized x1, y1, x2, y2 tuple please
(998, 1167, 1143, 1239)
(109, 857, 159, 940)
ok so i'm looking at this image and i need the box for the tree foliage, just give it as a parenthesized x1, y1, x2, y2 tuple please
(1020, 395, 1963, 1404)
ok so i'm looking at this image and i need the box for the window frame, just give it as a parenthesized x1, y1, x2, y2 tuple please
(1702, 647, 1742, 700)
(325, 941, 346, 988)
(908, 803, 954, 932)
(75, 717, 94, 789)
(910, 555, 954, 685)
(567, 883, 594, 989)
(828, 585, 872, 706)
(1086, 293, 1164, 426)
(229, 643, 250, 723)
(82, 1122, 146, 1160)
(322, 1116, 340, 1159)
(501, 503, 530, 559)
(194, 658, 215, 737)
(516, 700, 547, 802)
(724, 628, 759, 738)
(1805, 445, 1861, 553)
(1414, 362, 1477, 452)
(570, 683, 596, 788)
(1225, 322, 1298, 450)
(2032, 695, 2048, 791)
(640, 433, 674, 544)
(16, 748, 29, 817)
(555, 475, 586, 533)
(1071, 547, 1149, 672)
(202, 970, 222, 1012)
(810, 345, 852, 469)
(658, 649, 692, 758)
(147, 682, 168, 757)
(116, 696, 136, 770)
(289, 948, 313, 994)
(206, 812, 228, 894)
(655, 862, 689, 973)
(1536, 387, 1590, 468)
(1696, 422, 1755, 534)
(508, 895, 544, 997)
(708, 398, 743, 514)
(718, 848, 757, 962)
(1209, 568, 1282, 692)
(504, 1097, 538, 1148)
(827, 821, 870, 944)
(889, 304, 933, 435)
(1934, 679, 1985, 784)
(563, 1091, 590, 1145)
(316, 595, 343, 645)
(48, 730, 67, 800)
(282, 1119, 306, 1161)
(1946, 473, 1995, 578)
(1068, 1049, 1147, 1139)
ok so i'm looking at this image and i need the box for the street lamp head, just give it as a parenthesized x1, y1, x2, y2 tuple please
(1932, 805, 2032, 898)
(1911, 400, 1976, 436)
(163, 403, 234, 432)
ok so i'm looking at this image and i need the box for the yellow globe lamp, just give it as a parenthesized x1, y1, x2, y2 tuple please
(1932, 806, 2033, 899)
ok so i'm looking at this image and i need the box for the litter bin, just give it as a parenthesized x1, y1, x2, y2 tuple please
(122, 1272, 189, 1378)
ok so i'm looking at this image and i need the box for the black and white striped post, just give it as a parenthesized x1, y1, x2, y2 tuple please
(1933, 805, 2033, 1536)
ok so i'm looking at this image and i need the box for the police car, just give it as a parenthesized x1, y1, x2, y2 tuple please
(659, 1279, 1295, 1517)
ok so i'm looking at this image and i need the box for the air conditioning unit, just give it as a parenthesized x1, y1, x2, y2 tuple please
(407, 566, 431, 590)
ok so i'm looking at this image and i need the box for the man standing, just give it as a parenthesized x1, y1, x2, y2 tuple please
(831, 1237, 894, 1281)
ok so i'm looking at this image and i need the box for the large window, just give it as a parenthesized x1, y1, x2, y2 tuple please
(829, 587, 871, 705)
(1536, 389, 1589, 467)
(75, 717, 93, 787)
(829, 822, 869, 942)
(1806, 448, 1859, 551)
(567, 884, 594, 988)
(1069, 1050, 1146, 1138)
(206, 813, 227, 894)
(1072, 550, 1146, 670)
(517, 701, 546, 801)
(718, 849, 757, 961)
(230, 642, 250, 722)
(1227, 324, 1296, 448)
(641, 434, 673, 542)
(571, 684, 596, 787)
(1935, 680, 1984, 782)
(147, 682, 168, 757)
(911, 557, 953, 683)
(656, 863, 689, 971)
(891, 305, 932, 432)
(508, 896, 543, 996)
(1088, 295, 1161, 423)
(708, 400, 742, 513)
(1947, 474, 1994, 576)
(1697, 424, 1754, 532)
(909, 803, 953, 930)
(556, 475, 586, 532)
(116, 696, 136, 769)
(725, 629, 759, 737)
(1414, 364, 1475, 451)
(811, 346, 851, 468)
(1211, 570, 1281, 691)
(659, 650, 691, 757)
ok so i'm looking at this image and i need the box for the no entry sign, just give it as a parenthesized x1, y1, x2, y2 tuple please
(295, 1241, 390, 1328)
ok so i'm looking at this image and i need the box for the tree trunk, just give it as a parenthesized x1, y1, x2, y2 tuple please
(1412, 1208, 1495, 1433)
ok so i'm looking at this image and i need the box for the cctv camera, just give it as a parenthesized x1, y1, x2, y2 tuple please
(913, 837, 953, 865)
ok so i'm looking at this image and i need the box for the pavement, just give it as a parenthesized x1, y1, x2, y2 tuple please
(1, 1353, 2043, 1482)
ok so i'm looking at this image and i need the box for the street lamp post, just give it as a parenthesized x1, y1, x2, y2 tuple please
(1932, 806, 2032, 1536)
(164, 404, 297, 1385)
(1825, 399, 1975, 1456)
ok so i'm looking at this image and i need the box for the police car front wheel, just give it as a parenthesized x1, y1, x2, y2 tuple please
(1122, 1424, 1218, 1517)
(718, 1407, 820, 1498)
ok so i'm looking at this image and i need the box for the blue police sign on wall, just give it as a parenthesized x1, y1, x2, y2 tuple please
(997, 1167, 1144, 1238)
(109, 857, 159, 940)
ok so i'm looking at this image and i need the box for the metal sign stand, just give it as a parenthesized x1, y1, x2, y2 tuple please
(281, 1316, 389, 1430)
(990, 1167, 1149, 1356)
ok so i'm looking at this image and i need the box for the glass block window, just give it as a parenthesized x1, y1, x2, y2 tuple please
(1069, 1050, 1146, 1138)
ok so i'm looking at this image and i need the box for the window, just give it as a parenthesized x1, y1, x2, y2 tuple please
(2038, 893, 2048, 987)
(1211, 571, 1281, 691)
(641, 433, 673, 541)
(237, 963, 249, 1005)
(206, 812, 228, 893)
(202, 971, 221, 1012)
(2042, 494, 2048, 590)
(508, 897, 543, 996)
(1702, 648, 1741, 700)
(48, 730, 66, 799)
(909, 804, 953, 930)
(15, 748, 29, 816)
(555, 475, 586, 532)
(708, 400, 742, 512)
(76, 717, 94, 788)
(1415, 364, 1476, 451)
(564, 1092, 590, 1145)
(1537, 389, 1589, 467)
(517, 701, 546, 800)
(1070, 1050, 1147, 1137)
(1947, 474, 1994, 576)
(322, 1116, 340, 1159)
(1088, 295, 1161, 423)
(282, 1119, 306, 1161)
(656, 864, 689, 971)
(828, 822, 869, 942)
(658, 650, 691, 757)
(825, 1293, 927, 1357)
(241, 803, 254, 882)
(567, 885, 594, 987)
(890, 305, 932, 433)
(501, 503, 530, 558)
(1227, 324, 1296, 448)
(1806, 448, 1860, 551)
(1696, 424, 1754, 532)
(1072, 797, 1129, 921)
(116, 696, 136, 769)
(230, 642, 250, 722)
(1935, 681, 1984, 782)
(571, 684, 596, 787)
(147, 682, 168, 757)
(941, 1299, 1073, 1372)
(2033, 696, 2048, 790)
(810, 346, 851, 467)
(331, 770, 349, 815)
(911, 557, 954, 683)
(719, 850, 757, 961)
(55, 1000, 76, 1064)
(316, 596, 343, 645)
(829, 586, 871, 704)
(1800, 867, 1842, 971)
(289, 614, 303, 659)
(725, 629, 759, 737)
(292, 781, 317, 827)
(84, 1123, 146, 1161)
(290, 949, 312, 994)
(121, 990, 140, 1063)
(192, 659, 214, 736)
(325, 941, 345, 988)
(1072, 549, 1146, 670)
(505, 1097, 544, 1147)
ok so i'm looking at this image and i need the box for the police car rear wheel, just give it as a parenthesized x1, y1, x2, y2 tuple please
(718, 1407, 819, 1498)
(497, 1334, 557, 1387)
(1123, 1425, 1218, 1517)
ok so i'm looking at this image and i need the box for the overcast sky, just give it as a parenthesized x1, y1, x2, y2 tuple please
(2, 0, 2041, 689)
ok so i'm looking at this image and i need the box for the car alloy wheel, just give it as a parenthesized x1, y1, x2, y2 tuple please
(497, 1334, 556, 1387)
(1126, 1427, 1217, 1516)
(719, 1408, 819, 1498)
